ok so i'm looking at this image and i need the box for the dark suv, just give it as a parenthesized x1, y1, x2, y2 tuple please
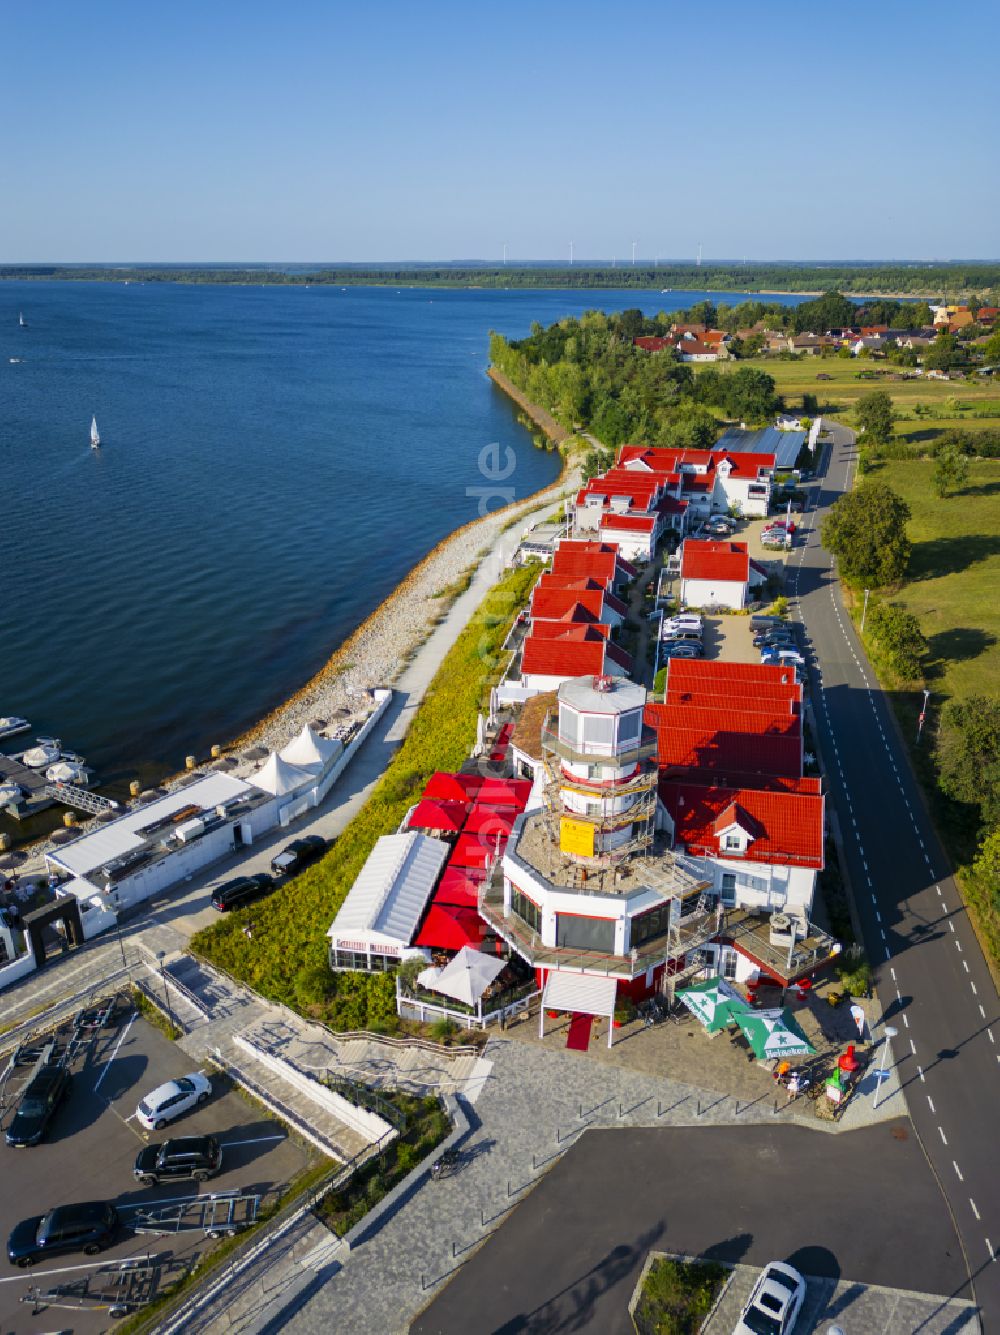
(5, 1064, 71, 1148)
(134, 1135, 223, 1186)
(211, 873, 273, 912)
(270, 835, 326, 878)
(7, 1201, 118, 1267)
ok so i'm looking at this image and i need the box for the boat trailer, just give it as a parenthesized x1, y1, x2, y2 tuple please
(130, 1189, 260, 1238)
(20, 1256, 163, 1319)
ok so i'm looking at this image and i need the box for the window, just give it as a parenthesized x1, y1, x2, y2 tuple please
(558, 708, 580, 748)
(583, 714, 615, 748)
(720, 873, 737, 907)
(618, 711, 640, 744)
(556, 913, 614, 953)
(631, 904, 670, 947)
(724, 833, 744, 851)
(512, 888, 541, 935)
(721, 947, 738, 980)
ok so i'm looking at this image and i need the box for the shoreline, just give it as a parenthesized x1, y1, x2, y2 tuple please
(229, 370, 577, 755)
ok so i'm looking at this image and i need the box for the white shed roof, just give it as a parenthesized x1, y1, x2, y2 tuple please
(327, 832, 449, 950)
(47, 774, 254, 878)
(542, 970, 618, 1018)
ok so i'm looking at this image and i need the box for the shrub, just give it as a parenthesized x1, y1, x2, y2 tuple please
(937, 697, 1000, 831)
(864, 601, 928, 680)
(634, 1256, 729, 1335)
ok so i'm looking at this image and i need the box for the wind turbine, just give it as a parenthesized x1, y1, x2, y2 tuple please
(502, 243, 508, 266)
(631, 241, 637, 266)
(569, 241, 574, 266)
(697, 243, 703, 267)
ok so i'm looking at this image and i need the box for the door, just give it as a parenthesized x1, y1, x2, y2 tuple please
(721, 947, 739, 981)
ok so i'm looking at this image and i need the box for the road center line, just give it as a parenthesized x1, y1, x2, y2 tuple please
(971, 1199, 981, 1220)
(938, 1126, 948, 1145)
(928, 1096, 936, 1113)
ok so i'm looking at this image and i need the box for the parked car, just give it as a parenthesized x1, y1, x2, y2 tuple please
(270, 835, 326, 878)
(662, 615, 703, 632)
(5, 1063, 71, 1148)
(707, 516, 737, 535)
(733, 1261, 806, 1334)
(661, 628, 702, 644)
(750, 615, 787, 631)
(660, 643, 703, 659)
(7, 1201, 119, 1268)
(136, 1072, 212, 1132)
(211, 872, 274, 912)
(134, 1135, 223, 1185)
(762, 650, 805, 668)
(753, 631, 795, 648)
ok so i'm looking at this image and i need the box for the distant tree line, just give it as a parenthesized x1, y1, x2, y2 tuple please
(2, 262, 999, 298)
(489, 309, 781, 448)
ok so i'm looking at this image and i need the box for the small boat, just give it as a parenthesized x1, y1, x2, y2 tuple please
(18, 312, 26, 328)
(0, 782, 24, 808)
(90, 415, 101, 449)
(22, 742, 61, 768)
(9, 357, 22, 364)
(0, 716, 31, 740)
(46, 760, 90, 786)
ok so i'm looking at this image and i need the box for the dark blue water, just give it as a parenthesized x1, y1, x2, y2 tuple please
(1, 282, 802, 790)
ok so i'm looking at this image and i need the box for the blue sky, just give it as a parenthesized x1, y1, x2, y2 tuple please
(3, 0, 997, 262)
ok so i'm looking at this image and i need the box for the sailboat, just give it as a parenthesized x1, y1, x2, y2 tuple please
(90, 416, 101, 449)
(18, 312, 26, 328)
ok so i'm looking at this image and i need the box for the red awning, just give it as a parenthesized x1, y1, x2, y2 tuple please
(476, 778, 532, 809)
(450, 831, 503, 869)
(408, 798, 468, 834)
(463, 804, 515, 836)
(433, 867, 482, 908)
(422, 771, 485, 803)
(413, 904, 487, 950)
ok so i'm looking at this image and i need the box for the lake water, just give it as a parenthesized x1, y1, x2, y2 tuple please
(1, 282, 802, 797)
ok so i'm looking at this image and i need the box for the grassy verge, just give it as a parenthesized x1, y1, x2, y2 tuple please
(315, 1092, 449, 1236)
(131, 986, 180, 1040)
(632, 1256, 729, 1335)
(190, 561, 541, 1030)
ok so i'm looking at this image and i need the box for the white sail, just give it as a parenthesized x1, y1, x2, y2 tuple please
(90, 415, 100, 447)
(18, 312, 26, 327)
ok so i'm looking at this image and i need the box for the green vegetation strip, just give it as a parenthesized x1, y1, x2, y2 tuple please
(191, 561, 541, 1029)
(633, 1256, 729, 1335)
(131, 986, 181, 1040)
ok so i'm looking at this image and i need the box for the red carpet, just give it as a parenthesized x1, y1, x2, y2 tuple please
(566, 1012, 594, 1051)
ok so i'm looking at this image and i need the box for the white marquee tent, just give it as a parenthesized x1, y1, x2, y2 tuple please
(252, 752, 313, 797)
(280, 724, 342, 772)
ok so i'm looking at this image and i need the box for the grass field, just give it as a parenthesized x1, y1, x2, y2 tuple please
(738, 357, 1000, 436)
(864, 457, 1000, 703)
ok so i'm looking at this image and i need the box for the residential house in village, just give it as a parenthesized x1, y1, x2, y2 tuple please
(679, 539, 767, 611)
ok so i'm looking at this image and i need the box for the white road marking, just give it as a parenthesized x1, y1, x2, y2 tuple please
(963, 961, 970, 973)
(902, 1015, 909, 1028)
(989, 1029, 995, 1045)
(971, 981, 978, 995)
(938, 1126, 948, 1146)
(971, 1199, 981, 1221)
(956, 940, 962, 952)
(953, 1161, 963, 1181)
(988, 1238, 996, 1263)
(928, 1096, 936, 1113)
(910, 1039, 917, 1056)
(94, 1012, 138, 1093)
(890, 968, 897, 982)
(0, 1257, 156, 1284)
(980, 1004, 987, 1020)
(949, 922, 955, 934)
(220, 1134, 286, 1148)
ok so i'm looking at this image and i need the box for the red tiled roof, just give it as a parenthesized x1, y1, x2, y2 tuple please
(530, 620, 611, 640)
(663, 687, 800, 716)
(522, 637, 606, 678)
(536, 574, 608, 593)
(599, 513, 656, 532)
(659, 779, 824, 868)
(634, 335, 674, 351)
(681, 540, 750, 583)
(648, 704, 800, 739)
(665, 660, 802, 690)
(645, 703, 802, 778)
(658, 766, 820, 794)
(617, 446, 775, 478)
(531, 588, 612, 622)
(677, 340, 717, 357)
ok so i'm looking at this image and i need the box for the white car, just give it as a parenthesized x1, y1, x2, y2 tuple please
(734, 1261, 806, 1334)
(136, 1072, 212, 1131)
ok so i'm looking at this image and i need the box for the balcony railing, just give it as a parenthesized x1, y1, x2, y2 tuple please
(720, 909, 839, 982)
(540, 718, 658, 770)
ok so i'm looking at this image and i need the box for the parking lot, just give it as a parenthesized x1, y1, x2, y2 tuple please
(0, 995, 315, 1331)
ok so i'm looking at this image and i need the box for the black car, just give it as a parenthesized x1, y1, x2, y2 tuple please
(5, 1064, 71, 1147)
(270, 835, 326, 878)
(134, 1135, 223, 1185)
(211, 872, 273, 912)
(753, 633, 795, 649)
(7, 1201, 118, 1267)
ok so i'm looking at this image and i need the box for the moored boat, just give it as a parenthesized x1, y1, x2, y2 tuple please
(0, 716, 31, 741)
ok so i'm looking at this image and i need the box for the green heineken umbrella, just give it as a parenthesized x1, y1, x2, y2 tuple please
(733, 1006, 815, 1061)
(676, 977, 751, 1035)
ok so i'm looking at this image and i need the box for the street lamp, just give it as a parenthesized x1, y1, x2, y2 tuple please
(860, 588, 871, 634)
(156, 949, 171, 1025)
(872, 1024, 898, 1110)
(916, 688, 931, 745)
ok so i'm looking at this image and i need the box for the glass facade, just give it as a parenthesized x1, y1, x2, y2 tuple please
(512, 887, 541, 935)
(556, 913, 615, 953)
(330, 948, 399, 972)
(630, 902, 672, 947)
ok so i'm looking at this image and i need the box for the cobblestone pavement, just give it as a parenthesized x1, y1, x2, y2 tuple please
(271, 1034, 870, 1335)
(705, 1262, 979, 1334)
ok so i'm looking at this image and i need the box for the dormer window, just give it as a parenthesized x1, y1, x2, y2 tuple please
(724, 833, 743, 851)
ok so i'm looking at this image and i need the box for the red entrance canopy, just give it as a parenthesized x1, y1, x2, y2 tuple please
(433, 867, 482, 908)
(463, 804, 515, 836)
(413, 903, 487, 950)
(422, 771, 485, 803)
(408, 798, 468, 834)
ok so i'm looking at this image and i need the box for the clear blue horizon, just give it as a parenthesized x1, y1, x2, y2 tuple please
(4, 0, 997, 264)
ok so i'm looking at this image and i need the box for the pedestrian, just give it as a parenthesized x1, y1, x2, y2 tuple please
(786, 1072, 801, 1102)
(774, 1060, 790, 1084)
(243, 921, 254, 941)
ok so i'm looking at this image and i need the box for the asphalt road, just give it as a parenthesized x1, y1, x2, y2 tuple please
(411, 1121, 968, 1335)
(790, 422, 1000, 1323)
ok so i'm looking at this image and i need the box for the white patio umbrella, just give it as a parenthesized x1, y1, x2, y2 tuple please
(475, 713, 486, 758)
(417, 945, 505, 1007)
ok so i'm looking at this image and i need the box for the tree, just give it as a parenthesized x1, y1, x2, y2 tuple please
(724, 366, 778, 423)
(793, 291, 857, 334)
(972, 829, 1000, 908)
(821, 482, 912, 586)
(925, 333, 957, 372)
(855, 390, 895, 444)
(582, 447, 614, 481)
(864, 601, 927, 679)
(937, 697, 1000, 829)
(982, 330, 1000, 364)
(932, 443, 970, 497)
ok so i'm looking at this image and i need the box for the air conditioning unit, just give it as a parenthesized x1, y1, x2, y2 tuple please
(769, 912, 795, 946)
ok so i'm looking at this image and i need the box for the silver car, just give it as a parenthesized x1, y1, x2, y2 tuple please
(733, 1261, 806, 1334)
